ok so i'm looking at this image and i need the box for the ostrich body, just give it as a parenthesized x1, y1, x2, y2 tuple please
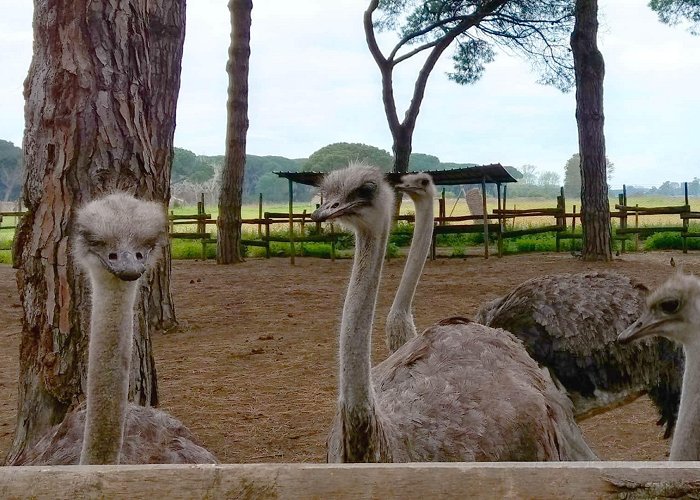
(312, 164, 596, 463)
(619, 273, 700, 460)
(475, 272, 683, 436)
(386, 172, 436, 352)
(11, 193, 217, 465)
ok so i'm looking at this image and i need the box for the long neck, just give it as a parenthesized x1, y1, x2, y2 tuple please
(386, 195, 433, 351)
(339, 216, 391, 462)
(80, 270, 137, 465)
(671, 342, 700, 460)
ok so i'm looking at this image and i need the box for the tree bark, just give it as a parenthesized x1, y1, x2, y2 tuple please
(6, 0, 183, 464)
(217, 0, 252, 264)
(571, 0, 612, 261)
(143, 0, 185, 332)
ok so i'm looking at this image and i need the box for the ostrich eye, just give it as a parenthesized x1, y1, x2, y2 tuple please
(659, 298, 681, 315)
(421, 179, 428, 186)
(80, 230, 103, 247)
(355, 182, 377, 200)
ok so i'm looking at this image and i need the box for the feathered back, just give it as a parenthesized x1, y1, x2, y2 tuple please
(328, 320, 596, 462)
(10, 403, 217, 465)
(475, 271, 683, 435)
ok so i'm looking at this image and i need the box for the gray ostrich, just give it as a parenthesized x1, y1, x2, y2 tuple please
(619, 273, 700, 459)
(312, 163, 596, 463)
(386, 172, 436, 352)
(475, 271, 684, 437)
(11, 192, 217, 465)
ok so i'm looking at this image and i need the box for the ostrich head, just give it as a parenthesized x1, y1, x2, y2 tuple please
(311, 163, 394, 233)
(619, 273, 700, 347)
(73, 192, 167, 282)
(395, 172, 436, 202)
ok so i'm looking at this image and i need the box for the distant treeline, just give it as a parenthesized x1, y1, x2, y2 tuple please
(2, 138, 697, 203)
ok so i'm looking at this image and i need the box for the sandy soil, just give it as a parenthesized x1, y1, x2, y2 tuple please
(1, 250, 697, 463)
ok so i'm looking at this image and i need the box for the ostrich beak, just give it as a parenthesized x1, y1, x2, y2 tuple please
(103, 250, 147, 281)
(312, 199, 364, 222)
(396, 183, 419, 194)
(618, 311, 670, 344)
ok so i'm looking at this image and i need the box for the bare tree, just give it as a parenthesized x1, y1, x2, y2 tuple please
(364, 0, 575, 176)
(571, 0, 612, 261)
(6, 0, 185, 463)
(217, 0, 252, 264)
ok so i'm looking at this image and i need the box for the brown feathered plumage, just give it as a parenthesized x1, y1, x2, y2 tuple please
(10, 403, 216, 465)
(327, 318, 596, 462)
(475, 271, 683, 436)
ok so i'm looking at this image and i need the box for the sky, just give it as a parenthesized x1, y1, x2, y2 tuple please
(0, 1, 699, 188)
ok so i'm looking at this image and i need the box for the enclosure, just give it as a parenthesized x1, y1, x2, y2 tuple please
(2, 252, 698, 451)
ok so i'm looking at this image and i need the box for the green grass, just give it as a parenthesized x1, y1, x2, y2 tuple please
(0, 232, 12, 264)
(644, 232, 700, 251)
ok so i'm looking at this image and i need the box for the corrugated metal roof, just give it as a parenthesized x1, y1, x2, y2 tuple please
(274, 163, 518, 187)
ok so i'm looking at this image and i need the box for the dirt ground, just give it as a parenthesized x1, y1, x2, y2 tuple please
(1, 250, 698, 463)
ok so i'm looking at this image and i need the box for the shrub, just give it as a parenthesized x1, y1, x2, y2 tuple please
(644, 232, 700, 251)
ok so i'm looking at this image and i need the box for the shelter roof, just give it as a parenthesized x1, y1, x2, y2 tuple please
(274, 163, 518, 187)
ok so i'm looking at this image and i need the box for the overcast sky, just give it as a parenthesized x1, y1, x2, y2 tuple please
(1, 1, 699, 188)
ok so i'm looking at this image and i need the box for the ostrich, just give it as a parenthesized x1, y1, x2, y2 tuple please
(474, 272, 684, 437)
(619, 273, 700, 459)
(386, 172, 436, 352)
(11, 192, 217, 465)
(312, 163, 596, 462)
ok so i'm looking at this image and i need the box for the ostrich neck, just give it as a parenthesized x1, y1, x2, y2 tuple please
(388, 196, 433, 323)
(671, 342, 700, 460)
(80, 271, 138, 465)
(339, 217, 390, 461)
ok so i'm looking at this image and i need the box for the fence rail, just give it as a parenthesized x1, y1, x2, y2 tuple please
(1, 462, 699, 498)
(3, 184, 698, 263)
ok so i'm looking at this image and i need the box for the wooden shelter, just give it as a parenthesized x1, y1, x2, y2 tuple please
(275, 164, 519, 259)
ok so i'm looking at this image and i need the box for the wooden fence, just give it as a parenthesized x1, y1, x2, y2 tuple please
(4, 185, 698, 263)
(1, 462, 700, 498)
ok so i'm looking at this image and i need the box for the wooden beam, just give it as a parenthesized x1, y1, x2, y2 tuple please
(1, 463, 700, 498)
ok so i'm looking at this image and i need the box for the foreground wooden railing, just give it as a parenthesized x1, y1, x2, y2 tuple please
(1, 462, 699, 498)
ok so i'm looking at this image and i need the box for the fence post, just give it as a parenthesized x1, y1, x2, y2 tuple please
(634, 204, 639, 252)
(481, 178, 489, 259)
(264, 214, 271, 259)
(683, 182, 689, 253)
(258, 193, 263, 238)
(617, 192, 636, 253)
(496, 183, 503, 257)
(288, 178, 295, 265)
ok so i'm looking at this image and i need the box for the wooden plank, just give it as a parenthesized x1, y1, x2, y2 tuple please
(262, 234, 343, 243)
(168, 213, 211, 221)
(616, 226, 684, 235)
(502, 225, 563, 238)
(434, 223, 500, 234)
(492, 208, 563, 216)
(240, 240, 268, 247)
(1, 463, 700, 499)
(613, 204, 690, 215)
(169, 232, 210, 239)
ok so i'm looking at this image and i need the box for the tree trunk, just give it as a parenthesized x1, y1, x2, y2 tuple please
(6, 0, 182, 464)
(143, 0, 185, 332)
(571, 0, 612, 261)
(217, 0, 252, 264)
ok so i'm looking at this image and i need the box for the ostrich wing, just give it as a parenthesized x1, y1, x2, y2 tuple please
(475, 271, 682, 436)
